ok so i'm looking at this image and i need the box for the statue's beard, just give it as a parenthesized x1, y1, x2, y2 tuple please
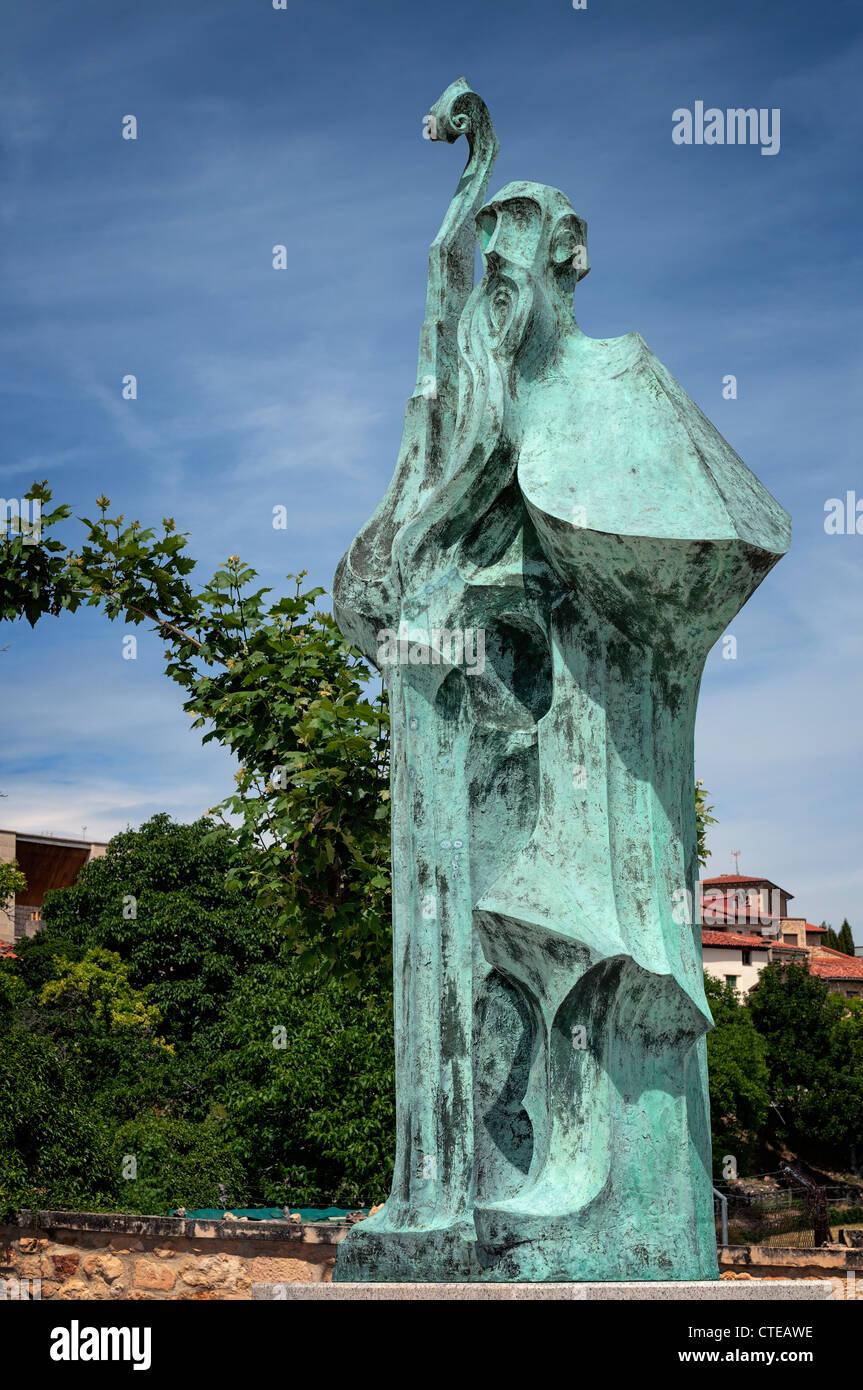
(459, 265, 540, 413)
(393, 266, 547, 584)
(453, 264, 553, 469)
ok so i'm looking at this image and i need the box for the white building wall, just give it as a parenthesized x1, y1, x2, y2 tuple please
(702, 945, 770, 995)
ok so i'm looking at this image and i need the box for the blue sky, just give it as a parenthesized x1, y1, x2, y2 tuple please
(2, 0, 861, 939)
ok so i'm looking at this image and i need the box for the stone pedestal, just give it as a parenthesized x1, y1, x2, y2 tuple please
(252, 1279, 833, 1301)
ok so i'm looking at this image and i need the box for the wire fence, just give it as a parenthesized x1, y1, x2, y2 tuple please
(714, 1165, 863, 1248)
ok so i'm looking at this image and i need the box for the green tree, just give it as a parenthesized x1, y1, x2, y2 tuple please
(1, 816, 395, 1212)
(110, 1114, 246, 1216)
(215, 959, 395, 1208)
(837, 919, 856, 956)
(0, 859, 27, 913)
(3, 487, 391, 987)
(39, 947, 165, 1035)
(0, 935, 184, 1214)
(819, 998, 863, 1156)
(0, 481, 78, 625)
(695, 779, 716, 868)
(704, 973, 770, 1171)
(747, 960, 851, 1149)
(29, 947, 176, 1121)
(0, 965, 117, 1216)
(823, 924, 840, 950)
(39, 814, 273, 1048)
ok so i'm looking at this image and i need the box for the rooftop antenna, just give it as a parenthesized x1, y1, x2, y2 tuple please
(81, 825, 87, 841)
(731, 850, 741, 874)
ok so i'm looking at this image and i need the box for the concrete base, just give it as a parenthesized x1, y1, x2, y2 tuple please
(252, 1279, 834, 1300)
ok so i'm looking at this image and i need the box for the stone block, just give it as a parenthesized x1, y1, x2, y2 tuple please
(133, 1259, 176, 1292)
(81, 1252, 124, 1283)
(51, 1251, 80, 1279)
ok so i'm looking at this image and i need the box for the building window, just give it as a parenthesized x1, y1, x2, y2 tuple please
(725, 975, 739, 988)
(741, 950, 751, 966)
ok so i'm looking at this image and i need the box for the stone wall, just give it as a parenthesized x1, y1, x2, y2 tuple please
(2, 1212, 860, 1299)
(719, 1241, 863, 1299)
(0, 1211, 348, 1300)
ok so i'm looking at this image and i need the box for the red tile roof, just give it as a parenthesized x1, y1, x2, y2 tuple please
(701, 875, 791, 896)
(701, 930, 771, 950)
(805, 923, 827, 934)
(0, 942, 19, 959)
(700, 930, 806, 954)
(808, 948, 863, 981)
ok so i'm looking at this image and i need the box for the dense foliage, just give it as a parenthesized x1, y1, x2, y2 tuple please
(704, 973, 770, 1170)
(822, 919, 857, 955)
(0, 859, 27, 912)
(695, 779, 717, 870)
(706, 962, 863, 1172)
(0, 816, 395, 1219)
(747, 961, 863, 1153)
(3, 484, 390, 988)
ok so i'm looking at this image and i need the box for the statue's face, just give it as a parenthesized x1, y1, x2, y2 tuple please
(464, 184, 588, 380)
(476, 196, 545, 274)
(475, 182, 589, 285)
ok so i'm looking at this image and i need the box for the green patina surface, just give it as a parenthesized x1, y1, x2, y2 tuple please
(332, 79, 790, 1282)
